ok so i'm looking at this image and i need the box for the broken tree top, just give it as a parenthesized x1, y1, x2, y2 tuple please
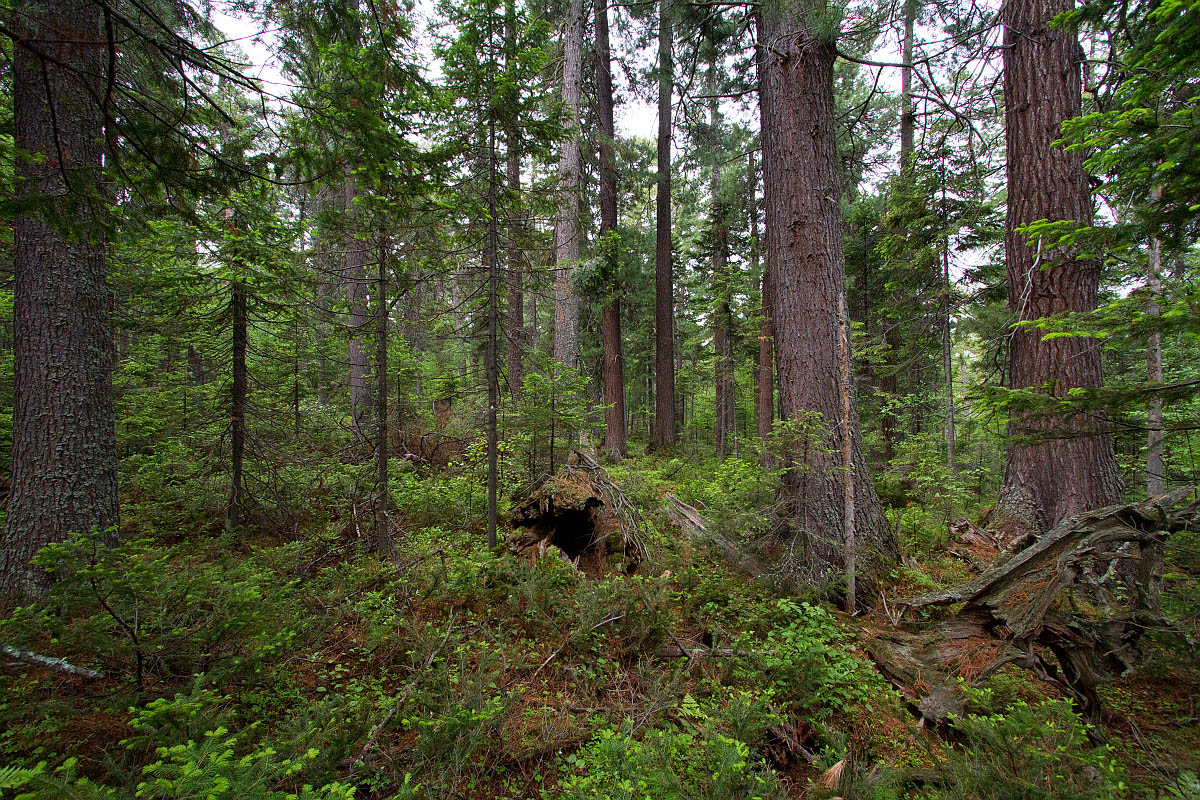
(867, 489, 1198, 729)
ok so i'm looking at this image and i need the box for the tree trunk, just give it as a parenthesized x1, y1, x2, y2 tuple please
(2, 0, 119, 598)
(505, 155, 525, 398)
(228, 276, 247, 534)
(552, 0, 583, 371)
(943, 234, 956, 472)
(375, 244, 392, 555)
(756, 4, 897, 605)
(345, 175, 371, 441)
(900, 0, 916, 169)
(750, 151, 774, 466)
(654, 0, 677, 448)
(487, 52, 501, 550)
(314, 184, 335, 405)
(596, 0, 627, 462)
(710, 59, 735, 462)
(1146, 193, 1164, 497)
(995, 0, 1122, 532)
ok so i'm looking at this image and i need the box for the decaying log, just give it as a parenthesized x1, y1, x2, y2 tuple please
(864, 489, 1197, 730)
(507, 450, 646, 575)
(945, 517, 1001, 571)
(2, 645, 105, 680)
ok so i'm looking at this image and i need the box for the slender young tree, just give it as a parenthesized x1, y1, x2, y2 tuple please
(374, 240, 392, 555)
(1146, 187, 1165, 497)
(708, 53, 735, 461)
(227, 216, 249, 535)
(595, 0, 627, 460)
(750, 150, 774, 466)
(504, 0, 525, 399)
(653, 0, 677, 448)
(756, 1, 897, 605)
(345, 175, 372, 441)
(2, 0, 119, 598)
(994, 0, 1122, 532)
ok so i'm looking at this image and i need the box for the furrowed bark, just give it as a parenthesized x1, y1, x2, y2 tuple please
(995, 0, 1122, 532)
(2, 0, 119, 599)
(756, 2, 897, 605)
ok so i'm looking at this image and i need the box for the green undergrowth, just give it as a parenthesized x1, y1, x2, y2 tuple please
(0, 453, 1194, 799)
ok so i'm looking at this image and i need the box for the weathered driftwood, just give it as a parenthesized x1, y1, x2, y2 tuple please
(507, 450, 645, 575)
(865, 489, 1197, 729)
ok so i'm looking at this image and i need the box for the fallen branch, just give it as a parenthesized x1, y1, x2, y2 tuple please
(352, 610, 456, 769)
(654, 646, 752, 659)
(665, 494, 769, 577)
(2, 645, 104, 680)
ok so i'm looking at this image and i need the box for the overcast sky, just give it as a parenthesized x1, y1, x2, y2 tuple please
(211, 0, 662, 140)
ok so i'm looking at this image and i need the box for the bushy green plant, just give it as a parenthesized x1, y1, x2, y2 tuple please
(927, 693, 1128, 800)
(550, 718, 786, 800)
(1, 531, 306, 686)
(732, 600, 884, 722)
(1, 690, 356, 800)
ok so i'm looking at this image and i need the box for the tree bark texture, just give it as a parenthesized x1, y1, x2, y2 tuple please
(710, 61, 735, 462)
(552, 0, 583, 370)
(654, 0, 677, 448)
(995, 0, 1122, 532)
(757, 4, 897, 604)
(2, 0, 119, 599)
(345, 176, 372, 440)
(596, 0, 627, 461)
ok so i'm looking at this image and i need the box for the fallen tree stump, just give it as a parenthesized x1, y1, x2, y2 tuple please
(507, 450, 646, 576)
(865, 488, 1197, 732)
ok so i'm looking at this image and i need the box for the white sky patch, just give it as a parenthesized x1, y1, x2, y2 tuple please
(210, 0, 661, 139)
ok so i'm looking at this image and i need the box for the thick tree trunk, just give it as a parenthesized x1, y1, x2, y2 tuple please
(345, 176, 371, 441)
(654, 0, 677, 448)
(995, 0, 1122, 532)
(552, 0, 583, 370)
(710, 61, 735, 462)
(757, 5, 897, 605)
(596, 0, 626, 461)
(1, 0, 119, 598)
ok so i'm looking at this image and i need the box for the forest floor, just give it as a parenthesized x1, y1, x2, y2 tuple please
(1, 452, 1198, 799)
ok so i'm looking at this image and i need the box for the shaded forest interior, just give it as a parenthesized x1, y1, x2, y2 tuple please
(1, 0, 1199, 798)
